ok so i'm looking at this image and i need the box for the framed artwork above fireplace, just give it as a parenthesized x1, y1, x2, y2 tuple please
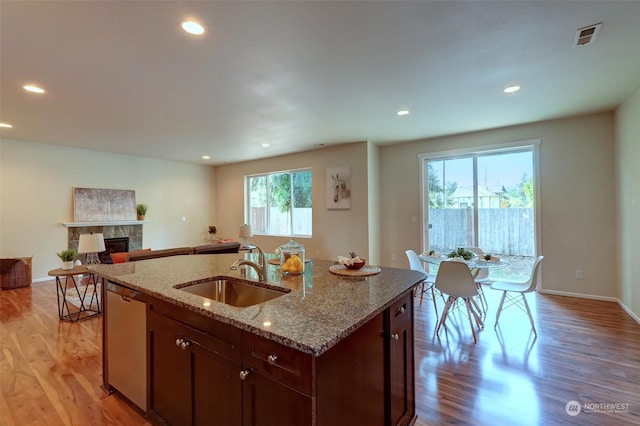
(73, 188, 136, 222)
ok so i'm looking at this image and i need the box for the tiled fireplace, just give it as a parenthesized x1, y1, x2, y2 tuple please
(67, 224, 143, 259)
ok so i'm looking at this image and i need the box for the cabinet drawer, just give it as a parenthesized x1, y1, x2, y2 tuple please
(390, 291, 412, 323)
(148, 300, 241, 360)
(242, 332, 313, 395)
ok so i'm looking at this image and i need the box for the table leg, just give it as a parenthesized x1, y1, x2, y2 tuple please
(55, 273, 101, 322)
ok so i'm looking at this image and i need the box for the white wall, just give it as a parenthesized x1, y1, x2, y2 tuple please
(2, 110, 629, 307)
(380, 112, 618, 298)
(214, 142, 370, 262)
(0, 139, 216, 280)
(367, 141, 382, 265)
(615, 88, 640, 319)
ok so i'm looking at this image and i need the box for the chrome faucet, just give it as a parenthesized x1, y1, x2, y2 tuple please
(230, 245, 267, 281)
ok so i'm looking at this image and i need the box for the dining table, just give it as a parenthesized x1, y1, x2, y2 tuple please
(418, 253, 509, 315)
(418, 253, 509, 276)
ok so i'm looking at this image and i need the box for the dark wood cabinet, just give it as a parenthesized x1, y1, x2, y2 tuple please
(144, 289, 416, 426)
(147, 310, 191, 425)
(317, 311, 386, 426)
(388, 292, 415, 426)
(147, 307, 242, 426)
(241, 369, 313, 426)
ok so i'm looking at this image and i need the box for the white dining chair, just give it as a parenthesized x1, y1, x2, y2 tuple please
(405, 250, 438, 317)
(434, 260, 484, 343)
(466, 247, 490, 313)
(490, 256, 544, 335)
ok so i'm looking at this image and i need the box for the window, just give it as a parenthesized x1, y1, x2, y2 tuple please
(246, 169, 312, 237)
(421, 142, 540, 281)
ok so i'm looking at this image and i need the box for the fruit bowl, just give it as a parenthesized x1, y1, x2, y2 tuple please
(345, 259, 366, 270)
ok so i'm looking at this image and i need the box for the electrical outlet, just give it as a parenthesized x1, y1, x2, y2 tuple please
(391, 254, 397, 261)
(575, 269, 583, 279)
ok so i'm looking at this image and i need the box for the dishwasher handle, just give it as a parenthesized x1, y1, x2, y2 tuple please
(107, 282, 143, 301)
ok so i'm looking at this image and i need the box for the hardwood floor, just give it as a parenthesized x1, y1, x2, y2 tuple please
(413, 285, 640, 426)
(2, 280, 639, 425)
(0, 281, 149, 426)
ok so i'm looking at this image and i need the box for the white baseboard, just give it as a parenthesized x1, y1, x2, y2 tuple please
(618, 300, 640, 324)
(538, 288, 640, 325)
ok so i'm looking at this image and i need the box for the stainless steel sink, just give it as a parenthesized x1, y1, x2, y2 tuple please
(176, 277, 289, 307)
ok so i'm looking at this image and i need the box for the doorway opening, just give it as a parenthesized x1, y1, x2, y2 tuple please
(420, 143, 539, 281)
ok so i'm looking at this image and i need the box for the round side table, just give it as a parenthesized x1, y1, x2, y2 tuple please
(48, 266, 102, 322)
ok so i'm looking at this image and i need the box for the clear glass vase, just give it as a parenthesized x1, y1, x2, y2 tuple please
(279, 238, 305, 275)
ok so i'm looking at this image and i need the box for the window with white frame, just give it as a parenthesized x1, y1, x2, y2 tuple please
(246, 169, 312, 237)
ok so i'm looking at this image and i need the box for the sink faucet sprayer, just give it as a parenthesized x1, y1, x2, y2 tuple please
(230, 245, 266, 281)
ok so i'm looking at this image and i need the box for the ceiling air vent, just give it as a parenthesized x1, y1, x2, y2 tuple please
(573, 23, 602, 47)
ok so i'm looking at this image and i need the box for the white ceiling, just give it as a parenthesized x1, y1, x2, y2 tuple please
(1, 1, 639, 165)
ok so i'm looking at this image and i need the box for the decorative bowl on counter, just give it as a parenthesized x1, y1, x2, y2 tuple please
(345, 259, 366, 270)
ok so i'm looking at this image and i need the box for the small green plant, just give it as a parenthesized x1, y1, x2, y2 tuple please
(136, 203, 148, 216)
(349, 251, 357, 258)
(484, 254, 492, 260)
(447, 247, 474, 260)
(56, 249, 78, 262)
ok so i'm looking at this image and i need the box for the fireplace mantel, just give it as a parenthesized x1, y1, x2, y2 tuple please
(63, 220, 148, 228)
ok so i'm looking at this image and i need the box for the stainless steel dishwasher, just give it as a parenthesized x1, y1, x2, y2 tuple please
(106, 281, 147, 411)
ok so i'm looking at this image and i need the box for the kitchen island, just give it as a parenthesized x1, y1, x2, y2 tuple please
(91, 253, 425, 426)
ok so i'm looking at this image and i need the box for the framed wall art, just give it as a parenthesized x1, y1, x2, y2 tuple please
(73, 188, 137, 222)
(326, 167, 351, 210)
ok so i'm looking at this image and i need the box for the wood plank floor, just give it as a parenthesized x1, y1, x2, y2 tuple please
(413, 285, 640, 426)
(2, 280, 640, 425)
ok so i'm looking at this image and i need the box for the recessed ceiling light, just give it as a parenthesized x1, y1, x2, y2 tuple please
(23, 84, 45, 94)
(397, 110, 410, 116)
(0, 122, 12, 128)
(202, 155, 210, 160)
(262, 143, 270, 148)
(504, 85, 521, 93)
(181, 20, 205, 35)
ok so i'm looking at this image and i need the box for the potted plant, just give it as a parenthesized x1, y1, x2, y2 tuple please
(136, 203, 148, 220)
(57, 249, 78, 270)
(208, 225, 218, 242)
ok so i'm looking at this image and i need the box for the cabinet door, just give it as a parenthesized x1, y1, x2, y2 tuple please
(148, 310, 242, 426)
(316, 312, 385, 426)
(389, 292, 415, 426)
(192, 341, 242, 426)
(148, 311, 192, 425)
(242, 370, 312, 426)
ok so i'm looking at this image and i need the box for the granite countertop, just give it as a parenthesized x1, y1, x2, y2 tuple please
(90, 253, 425, 356)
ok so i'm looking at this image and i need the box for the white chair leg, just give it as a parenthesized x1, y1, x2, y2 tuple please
(436, 297, 454, 336)
(475, 283, 488, 315)
(414, 281, 425, 306)
(464, 299, 477, 344)
(521, 294, 537, 335)
(430, 285, 439, 318)
(469, 297, 484, 328)
(494, 291, 507, 328)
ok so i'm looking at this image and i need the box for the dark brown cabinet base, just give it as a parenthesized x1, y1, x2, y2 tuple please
(143, 291, 415, 426)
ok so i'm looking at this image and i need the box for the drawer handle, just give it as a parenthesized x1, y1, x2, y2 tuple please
(267, 354, 278, 365)
(391, 333, 399, 341)
(395, 305, 405, 316)
(175, 338, 191, 350)
(239, 370, 251, 381)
